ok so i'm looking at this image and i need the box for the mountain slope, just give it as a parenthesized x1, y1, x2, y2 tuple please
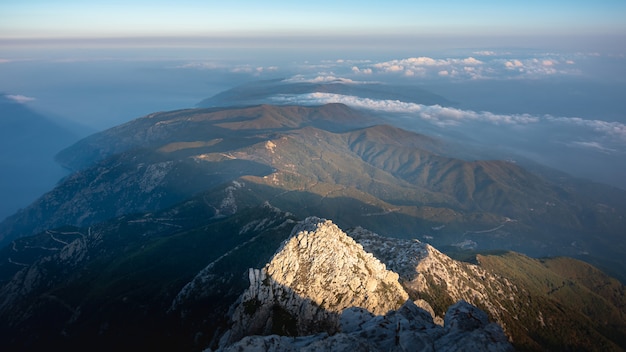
(349, 228, 626, 351)
(2, 103, 626, 281)
(55, 103, 375, 171)
(0, 197, 298, 352)
(0, 199, 623, 351)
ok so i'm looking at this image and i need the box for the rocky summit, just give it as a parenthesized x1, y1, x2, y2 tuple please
(216, 217, 513, 351)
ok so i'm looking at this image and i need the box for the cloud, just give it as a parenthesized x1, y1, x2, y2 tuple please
(271, 92, 539, 126)
(358, 56, 492, 80)
(284, 75, 374, 84)
(547, 116, 626, 141)
(271, 92, 626, 143)
(473, 51, 497, 56)
(569, 141, 617, 153)
(288, 75, 354, 83)
(4, 94, 36, 104)
(347, 54, 580, 80)
(462, 57, 483, 65)
(371, 57, 483, 75)
(505, 60, 524, 69)
(352, 66, 372, 74)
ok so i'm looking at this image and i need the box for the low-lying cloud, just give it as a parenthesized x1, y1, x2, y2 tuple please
(569, 141, 618, 154)
(174, 51, 590, 82)
(346, 54, 581, 80)
(284, 75, 369, 84)
(271, 92, 626, 144)
(3, 94, 36, 104)
(273, 92, 538, 126)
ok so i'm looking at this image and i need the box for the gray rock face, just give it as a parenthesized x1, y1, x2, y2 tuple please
(219, 217, 408, 346)
(220, 300, 513, 352)
(349, 226, 520, 333)
(217, 218, 513, 352)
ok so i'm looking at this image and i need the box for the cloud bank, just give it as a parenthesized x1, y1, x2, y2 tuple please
(344, 54, 582, 80)
(271, 92, 626, 143)
(274, 92, 538, 126)
(174, 50, 593, 82)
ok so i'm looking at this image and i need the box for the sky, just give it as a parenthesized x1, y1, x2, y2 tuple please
(2, 1, 626, 41)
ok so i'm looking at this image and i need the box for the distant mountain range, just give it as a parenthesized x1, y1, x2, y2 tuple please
(0, 101, 624, 351)
(196, 78, 454, 108)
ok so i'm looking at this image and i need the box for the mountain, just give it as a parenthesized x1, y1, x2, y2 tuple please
(0, 210, 622, 351)
(217, 217, 513, 352)
(2, 104, 625, 280)
(1, 102, 626, 350)
(0, 94, 83, 220)
(350, 228, 626, 351)
(197, 78, 454, 108)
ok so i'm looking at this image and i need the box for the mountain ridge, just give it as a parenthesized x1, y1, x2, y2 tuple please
(1, 102, 626, 350)
(2, 104, 626, 281)
(0, 192, 623, 351)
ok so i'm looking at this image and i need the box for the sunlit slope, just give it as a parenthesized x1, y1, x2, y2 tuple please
(476, 252, 626, 350)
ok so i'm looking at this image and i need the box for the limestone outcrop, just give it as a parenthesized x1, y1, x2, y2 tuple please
(217, 217, 513, 351)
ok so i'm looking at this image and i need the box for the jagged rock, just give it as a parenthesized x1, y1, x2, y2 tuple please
(349, 226, 519, 332)
(220, 217, 408, 346)
(219, 300, 513, 352)
(435, 301, 513, 352)
(217, 218, 513, 352)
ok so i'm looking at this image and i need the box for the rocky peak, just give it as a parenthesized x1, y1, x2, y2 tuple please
(219, 217, 408, 346)
(266, 217, 408, 314)
(349, 226, 520, 334)
(217, 218, 514, 352)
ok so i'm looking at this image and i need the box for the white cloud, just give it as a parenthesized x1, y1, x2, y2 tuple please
(283, 75, 375, 84)
(4, 94, 36, 104)
(285, 75, 349, 83)
(371, 57, 483, 75)
(461, 57, 483, 65)
(569, 141, 617, 153)
(473, 51, 497, 56)
(271, 92, 539, 126)
(547, 116, 626, 141)
(270, 92, 626, 144)
(352, 66, 372, 74)
(505, 60, 524, 69)
(348, 53, 580, 80)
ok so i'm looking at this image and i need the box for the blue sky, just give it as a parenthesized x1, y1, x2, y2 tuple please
(1, 0, 625, 39)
